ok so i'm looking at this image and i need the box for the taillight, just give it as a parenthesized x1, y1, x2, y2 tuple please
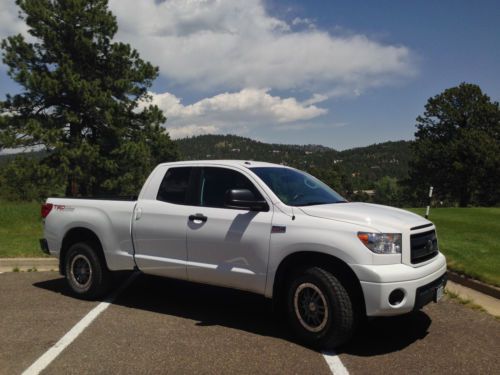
(41, 203, 53, 218)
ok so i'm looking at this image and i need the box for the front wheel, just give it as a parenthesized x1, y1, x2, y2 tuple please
(287, 266, 354, 349)
(65, 242, 111, 300)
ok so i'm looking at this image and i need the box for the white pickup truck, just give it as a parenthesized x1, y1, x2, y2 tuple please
(40, 160, 446, 348)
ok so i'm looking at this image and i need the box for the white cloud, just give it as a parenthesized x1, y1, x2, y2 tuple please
(109, 0, 416, 93)
(167, 124, 218, 139)
(291, 17, 316, 30)
(146, 88, 328, 138)
(301, 93, 328, 106)
(1, 0, 416, 98)
(0, 2, 26, 40)
(0, 0, 417, 142)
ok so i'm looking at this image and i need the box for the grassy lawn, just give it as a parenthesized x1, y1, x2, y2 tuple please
(0, 201, 46, 258)
(1, 201, 498, 286)
(408, 207, 500, 287)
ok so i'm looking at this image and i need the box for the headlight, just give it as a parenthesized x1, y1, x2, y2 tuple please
(357, 232, 402, 254)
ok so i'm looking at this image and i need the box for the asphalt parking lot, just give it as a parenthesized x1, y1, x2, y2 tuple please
(1, 272, 499, 375)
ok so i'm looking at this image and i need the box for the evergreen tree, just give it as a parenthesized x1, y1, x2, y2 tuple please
(0, 0, 178, 197)
(409, 83, 500, 206)
(0, 155, 65, 201)
(373, 176, 401, 206)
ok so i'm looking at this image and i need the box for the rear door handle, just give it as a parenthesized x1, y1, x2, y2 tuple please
(189, 214, 207, 222)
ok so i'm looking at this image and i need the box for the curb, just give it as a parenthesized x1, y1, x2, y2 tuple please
(0, 257, 58, 272)
(446, 280, 500, 317)
(447, 271, 500, 300)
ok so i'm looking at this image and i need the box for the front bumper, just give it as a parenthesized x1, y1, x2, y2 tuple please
(414, 273, 447, 311)
(353, 253, 447, 316)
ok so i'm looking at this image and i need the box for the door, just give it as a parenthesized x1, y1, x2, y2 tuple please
(186, 167, 273, 294)
(133, 166, 198, 279)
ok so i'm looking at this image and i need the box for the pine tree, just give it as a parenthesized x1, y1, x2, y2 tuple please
(409, 83, 500, 206)
(0, 0, 178, 197)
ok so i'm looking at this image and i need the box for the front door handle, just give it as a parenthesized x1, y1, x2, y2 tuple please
(189, 214, 208, 222)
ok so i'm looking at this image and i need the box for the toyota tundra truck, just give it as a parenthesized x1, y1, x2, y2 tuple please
(40, 160, 447, 348)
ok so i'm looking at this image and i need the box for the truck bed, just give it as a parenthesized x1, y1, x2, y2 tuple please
(44, 197, 138, 271)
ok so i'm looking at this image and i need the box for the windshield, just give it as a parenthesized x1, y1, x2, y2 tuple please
(250, 167, 347, 206)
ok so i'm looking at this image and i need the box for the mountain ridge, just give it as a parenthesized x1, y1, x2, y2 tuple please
(176, 134, 413, 189)
(0, 134, 413, 189)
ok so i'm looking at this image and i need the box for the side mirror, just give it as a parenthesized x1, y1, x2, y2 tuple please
(224, 189, 269, 211)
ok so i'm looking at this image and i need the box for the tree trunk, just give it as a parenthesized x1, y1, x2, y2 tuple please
(65, 177, 78, 197)
(65, 123, 80, 197)
(459, 187, 470, 207)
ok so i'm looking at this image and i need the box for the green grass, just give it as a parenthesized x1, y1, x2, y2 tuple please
(0, 201, 498, 286)
(444, 289, 487, 314)
(408, 207, 500, 287)
(0, 201, 46, 258)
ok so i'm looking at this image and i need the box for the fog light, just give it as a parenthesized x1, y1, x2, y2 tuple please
(389, 289, 405, 306)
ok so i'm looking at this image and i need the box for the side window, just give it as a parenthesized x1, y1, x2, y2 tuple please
(157, 167, 192, 204)
(200, 167, 263, 208)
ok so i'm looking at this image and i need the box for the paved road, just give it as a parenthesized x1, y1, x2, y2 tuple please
(0, 272, 499, 374)
(0, 273, 98, 374)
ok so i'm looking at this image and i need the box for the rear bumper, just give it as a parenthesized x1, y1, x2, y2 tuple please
(39, 239, 50, 255)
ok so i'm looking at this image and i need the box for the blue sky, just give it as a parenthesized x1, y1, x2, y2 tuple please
(1, 0, 499, 150)
(262, 0, 500, 148)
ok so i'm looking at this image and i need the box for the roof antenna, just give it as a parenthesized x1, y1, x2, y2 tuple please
(291, 206, 296, 221)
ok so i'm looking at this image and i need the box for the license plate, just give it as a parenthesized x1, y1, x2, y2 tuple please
(435, 284, 444, 302)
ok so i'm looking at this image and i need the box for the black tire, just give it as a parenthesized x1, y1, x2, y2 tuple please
(286, 266, 354, 349)
(65, 242, 111, 300)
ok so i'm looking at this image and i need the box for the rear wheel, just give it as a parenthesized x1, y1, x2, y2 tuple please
(287, 266, 354, 349)
(65, 242, 111, 299)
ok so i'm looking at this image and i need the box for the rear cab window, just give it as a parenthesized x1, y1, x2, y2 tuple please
(157, 167, 198, 205)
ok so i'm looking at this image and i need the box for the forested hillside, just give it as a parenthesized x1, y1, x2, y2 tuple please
(337, 141, 412, 188)
(175, 134, 411, 189)
(0, 134, 411, 194)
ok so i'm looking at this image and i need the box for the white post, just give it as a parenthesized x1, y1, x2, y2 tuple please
(425, 186, 433, 219)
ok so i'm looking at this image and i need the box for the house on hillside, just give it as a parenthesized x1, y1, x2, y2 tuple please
(353, 190, 376, 197)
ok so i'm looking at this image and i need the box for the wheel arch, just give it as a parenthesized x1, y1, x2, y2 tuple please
(59, 227, 107, 275)
(272, 251, 366, 317)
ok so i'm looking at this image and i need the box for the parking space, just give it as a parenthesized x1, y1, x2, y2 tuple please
(0, 272, 98, 374)
(42, 274, 329, 374)
(1, 272, 499, 375)
(340, 301, 499, 374)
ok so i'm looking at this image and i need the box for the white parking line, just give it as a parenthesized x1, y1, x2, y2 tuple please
(323, 351, 349, 375)
(22, 272, 139, 375)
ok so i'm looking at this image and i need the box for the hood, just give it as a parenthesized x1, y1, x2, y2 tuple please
(299, 202, 430, 232)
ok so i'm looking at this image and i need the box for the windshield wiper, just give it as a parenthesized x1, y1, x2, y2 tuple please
(296, 201, 329, 206)
(296, 200, 348, 206)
